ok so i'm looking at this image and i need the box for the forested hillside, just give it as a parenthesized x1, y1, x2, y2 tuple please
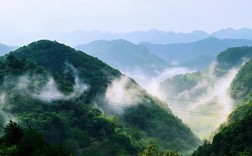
(0, 40, 201, 155)
(158, 46, 252, 140)
(192, 46, 252, 156)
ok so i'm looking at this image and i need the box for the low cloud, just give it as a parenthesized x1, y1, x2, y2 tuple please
(15, 63, 89, 102)
(103, 76, 144, 114)
(0, 62, 89, 125)
(121, 62, 244, 139)
(159, 62, 242, 139)
(123, 66, 195, 97)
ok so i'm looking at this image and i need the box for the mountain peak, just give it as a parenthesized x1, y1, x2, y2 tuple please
(212, 28, 252, 39)
(27, 40, 70, 49)
(7, 40, 201, 153)
(195, 37, 220, 44)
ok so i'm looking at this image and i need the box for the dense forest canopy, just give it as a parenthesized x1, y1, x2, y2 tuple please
(2, 40, 252, 156)
(0, 40, 201, 155)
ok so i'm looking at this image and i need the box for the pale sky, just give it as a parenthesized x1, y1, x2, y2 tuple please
(0, 0, 251, 33)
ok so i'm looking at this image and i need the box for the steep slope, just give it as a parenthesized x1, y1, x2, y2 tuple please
(158, 47, 252, 139)
(192, 46, 252, 155)
(142, 38, 252, 69)
(216, 47, 252, 102)
(192, 101, 252, 155)
(192, 112, 252, 156)
(0, 55, 137, 155)
(3, 40, 200, 154)
(160, 72, 202, 98)
(230, 61, 252, 102)
(76, 39, 169, 76)
(215, 46, 252, 76)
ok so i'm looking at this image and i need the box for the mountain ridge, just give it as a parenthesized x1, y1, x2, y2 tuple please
(76, 39, 169, 76)
(142, 37, 252, 69)
(2, 40, 201, 154)
(192, 46, 252, 155)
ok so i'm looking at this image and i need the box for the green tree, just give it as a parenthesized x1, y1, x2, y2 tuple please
(0, 121, 70, 156)
(138, 145, 181, 156)
(2, 120, 23, 145)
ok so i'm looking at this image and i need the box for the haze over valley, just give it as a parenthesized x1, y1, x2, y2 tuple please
(1, 0, 252, 155)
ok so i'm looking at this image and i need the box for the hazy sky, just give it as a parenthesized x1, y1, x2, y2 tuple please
(0, 0, 251, 33)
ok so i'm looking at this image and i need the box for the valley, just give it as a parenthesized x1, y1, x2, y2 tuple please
(74, 34, 252, 155)
(0, 37, 252, 155)
(2, 0, 252, 155)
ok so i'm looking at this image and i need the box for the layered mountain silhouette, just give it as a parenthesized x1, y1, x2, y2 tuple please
(142, 37, 252, 69)
(0, 40, 201, 155)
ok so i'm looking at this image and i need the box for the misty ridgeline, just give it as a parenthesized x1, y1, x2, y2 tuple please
(0, 39, 252, 156)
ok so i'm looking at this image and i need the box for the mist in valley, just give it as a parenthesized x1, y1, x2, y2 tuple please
(122, 62, 243, 139)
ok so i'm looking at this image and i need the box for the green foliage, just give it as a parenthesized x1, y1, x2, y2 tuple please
(137, 144, 181, 156)
(124, 101, 201, 152)
(160, 72, 202, 98)
(2, 120, 23, 145)
(192, 46, 252, 156)
(9, 40, 120, 100)
(215, 46, 252, 76)
(192, 109, 252, 156)
(0, 121, 70, 156)
(228, 103, 252, 122)
(0, 53, 140, 155)
(230, 59, 252, 103)
(0, 40, 201, 154)
(16, 101, 139, 155)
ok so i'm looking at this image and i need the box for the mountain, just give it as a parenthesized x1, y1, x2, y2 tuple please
(1, 29, 210, 47)
(212, 28, 252, 40)
(222, 47, 252, 105)
(214, 46, 252, 76)
(162, 46, 252, 102)
(0, 43, 18, 56)
(0, 40, 200, 155)
(159, 71, 202, 99)
(59, 29, 210, 46)
(192, 111, 252, 156)
(0, 121, 70, 155)
(142, 37, 252, 70)
(76, 39, 169, 76)
(4, 28, 252, 47)
(118, 29, 209, 44)
(192, 46, 252, 155)
(158, 46, 252, 139)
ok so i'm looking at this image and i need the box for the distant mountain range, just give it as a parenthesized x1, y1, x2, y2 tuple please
(60, 28, 252, 46)
(61, 29, 209, 46)
(76, 37, 252, 73)
(0, 43, 18, 55)
(76, 39, 169, 76)
(212, 28, 252, 39)
(142, 37, 252, 69)
(3, 28, 252, 46)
